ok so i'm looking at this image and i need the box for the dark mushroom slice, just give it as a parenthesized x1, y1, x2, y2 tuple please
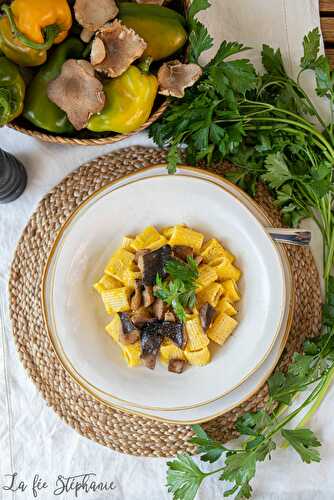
(91, 20, 147, 77)
(160, 321, 187, 349)
(153, 298, 166, 320)
(200, 303, 217, 331)
(74, 0, 119, 42)
(135, 249, 149, 264)
(119, 313, 140, 344)
(140, 322, 163, 370)
(143, 285, 155, 307)
(47, 59, 105, 130)
(173, 245, 194, 262)
(131, 307, 155, 328)
(138, 244, 172, 286)
(168, 359, 187, 374)
(158, 60, 203, 98)
(130, 279, 143, 311)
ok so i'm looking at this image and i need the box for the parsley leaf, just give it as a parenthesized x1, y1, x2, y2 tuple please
(154, 257, 199, 321)
(166, 454, 206, 500)
(261, 153, 293, 189)
(262, 44, 287, 76)
(300, 28, 320, 70)
(190, 425, 228, 463)
(281, 429, 321, 464)
(187, 0, 213, 64)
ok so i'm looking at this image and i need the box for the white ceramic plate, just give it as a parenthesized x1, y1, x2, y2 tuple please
(43, 167, 286, 410)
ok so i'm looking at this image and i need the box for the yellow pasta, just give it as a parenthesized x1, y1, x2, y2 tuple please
(94, 274, 123, 294)
(196, 264, 218, 291)
(201, 238, 235, 265)
(97, 224, 243, 372)
(131, 226, 167, 251)
(160, 340, 186, 364)
(169, 225, 204, 252)
(121, 236, 135, 251)
(216, 298, 237, 316)
(215, 258, 241, 281)
(223, 279, 240, 302)
(122, 266, 142, 288)
(105, 314, 122, 342)
(208, 313, 238, 345)
(104, 247, 135, 283)
(185, 316, 210, 351)
(162, 226, 174, 239)
(185, 347, 211, 366)
(121, 341, 142, 367)
(101, 287, 130, 313)
(197, 282, 224, 308)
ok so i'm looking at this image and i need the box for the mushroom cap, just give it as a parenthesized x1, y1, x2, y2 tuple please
(91, 20, 147, 78)
(47, 59, 105, 131)
(158, 60, 203, 98)
(74, 0, 119, 32)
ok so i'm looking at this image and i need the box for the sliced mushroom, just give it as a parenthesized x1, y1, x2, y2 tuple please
(195, 255, 204, 266)
(143, 285, 155, 307)
(168, 359, 186, 374)
(47, 59, 105, 130)
(200, 303, 217, 331)
(153, 298, 166, 320)
(74, 0, 119, 42)
(138, 245, 172, 286)
(173, 245, 194, 262)
(119, 313, 140, 344)
(158, 60, 203, 98)
(140, 323, 163, 369)
(164, 310, 176, 322)
(161, 321, 187, 349)
(131, 279, 143, 311)
(131, 307, 154, 328)
(91, 20, 147, 77)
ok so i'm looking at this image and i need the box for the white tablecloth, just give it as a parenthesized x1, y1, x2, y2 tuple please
(1, 1, 334, 498)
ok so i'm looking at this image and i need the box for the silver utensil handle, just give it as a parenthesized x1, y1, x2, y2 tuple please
(266, 228, 311, 246)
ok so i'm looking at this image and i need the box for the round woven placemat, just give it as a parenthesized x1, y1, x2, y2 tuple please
(9, 146, 322, 457)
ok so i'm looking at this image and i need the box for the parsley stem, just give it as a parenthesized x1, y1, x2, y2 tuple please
(295, 362, 334, 429)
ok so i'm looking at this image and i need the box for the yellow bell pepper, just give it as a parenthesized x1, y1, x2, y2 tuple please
(2, 0, 72, 51)
(87, 65, 158, 134)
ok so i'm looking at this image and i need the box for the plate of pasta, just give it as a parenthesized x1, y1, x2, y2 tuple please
(42, 169, 286, 410)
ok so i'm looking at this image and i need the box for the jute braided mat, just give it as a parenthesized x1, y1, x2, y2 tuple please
(9, 146, 322, 457)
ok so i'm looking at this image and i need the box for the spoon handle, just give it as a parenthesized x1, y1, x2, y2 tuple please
(266, 228, 311, 246)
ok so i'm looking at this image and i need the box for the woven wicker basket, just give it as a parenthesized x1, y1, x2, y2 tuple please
(8, 2, 188, 146)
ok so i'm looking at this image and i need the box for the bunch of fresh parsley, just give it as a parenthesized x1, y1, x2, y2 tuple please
(150, 1, 334, 498)
(154, 257, 199, 322)
(166, 277, 334, 500)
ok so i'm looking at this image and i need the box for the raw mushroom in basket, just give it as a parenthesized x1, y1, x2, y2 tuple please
(74, 0, 119, 42)
(90, 20, 147, 77)
(47, 59, 105, 130)
(158, 60, 203, 98)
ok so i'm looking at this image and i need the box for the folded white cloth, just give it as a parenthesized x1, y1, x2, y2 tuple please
(1, 1, 333, 499)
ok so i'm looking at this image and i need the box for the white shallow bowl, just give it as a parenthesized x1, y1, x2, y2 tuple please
(43, 167, 286, 411)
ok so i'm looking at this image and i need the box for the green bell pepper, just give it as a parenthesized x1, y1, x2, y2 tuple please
(0, 55, 25, 126)
(23, 37, 84, 133)
(118, 3, 187, 61)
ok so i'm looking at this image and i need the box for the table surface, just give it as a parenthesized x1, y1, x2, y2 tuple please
(320, 0, 334, 64)
(1, 3, 334, 499)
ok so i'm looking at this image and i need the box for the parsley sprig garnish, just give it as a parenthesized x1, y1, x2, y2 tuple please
(154, 1, 334, 498)
(154, 257, 199, 322)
